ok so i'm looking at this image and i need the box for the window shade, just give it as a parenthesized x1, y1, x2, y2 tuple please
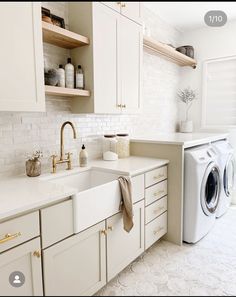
(203, 56, 236, 128)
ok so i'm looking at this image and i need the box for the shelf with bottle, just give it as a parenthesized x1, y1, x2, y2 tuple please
(45, 59, 89, 98)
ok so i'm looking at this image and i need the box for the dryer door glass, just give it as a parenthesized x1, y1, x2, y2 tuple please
(201, 164, 220, 215)
(224, 155, 235, 197)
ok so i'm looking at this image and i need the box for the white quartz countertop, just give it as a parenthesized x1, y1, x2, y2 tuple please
(131, 132, 228, 148)
(0, 156, 168, 222)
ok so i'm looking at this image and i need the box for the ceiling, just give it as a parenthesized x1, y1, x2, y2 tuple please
(144, 2, 236, 32)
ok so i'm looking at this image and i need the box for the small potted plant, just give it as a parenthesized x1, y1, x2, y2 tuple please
(26, 150, 43, 177)
(177, 87, 197, 133)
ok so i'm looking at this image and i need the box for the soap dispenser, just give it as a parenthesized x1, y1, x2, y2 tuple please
(79, 144, 88, 167)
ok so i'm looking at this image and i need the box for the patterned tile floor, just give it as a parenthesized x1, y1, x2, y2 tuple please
(97, 207, 236, 296)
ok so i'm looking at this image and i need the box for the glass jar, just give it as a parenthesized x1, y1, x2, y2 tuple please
(103, 134, 117, 154)
(116, 134, 130, 158)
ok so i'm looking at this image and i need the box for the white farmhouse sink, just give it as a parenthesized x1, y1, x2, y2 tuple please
(48, 169, 121, 233)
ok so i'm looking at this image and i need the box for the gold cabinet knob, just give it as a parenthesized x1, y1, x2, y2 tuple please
(122, 104, 126, 108)
(153, 207, 165, 214)
(154, 190, 164, 197)
(33, 251, 41, 258)
(101, 230, 107, 236)
(108, 226, 114, 232)
(121, 2, 126, 7)
(153, 227, 164, 235)
(154, 174, 165, 180)
(117, 104, 122, 108)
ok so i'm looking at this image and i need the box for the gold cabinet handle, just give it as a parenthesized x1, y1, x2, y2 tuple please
(153, 227, 164, 235)
(154, 190, 165, 197)
(101, 230, 107, 236)
(122, 104, 126, 108)
(108, 226, 114, 232)
(121, 2, 126, 7)
(154, 174, 165, 180)
(33, 251, 41, 258)
(153, 207, 165, 214)
(0, 232, 21, 244)
(117, 104, 122, 108)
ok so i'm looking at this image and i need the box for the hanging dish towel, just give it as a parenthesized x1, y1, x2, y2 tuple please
(118, 176, 134, 232)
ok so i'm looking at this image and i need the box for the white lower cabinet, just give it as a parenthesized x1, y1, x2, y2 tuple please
(0, 238, 43, 296)
(106, 200, 144, 281)
(43, 221, 106, 296)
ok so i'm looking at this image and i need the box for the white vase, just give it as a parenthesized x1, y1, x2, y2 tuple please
(180, 120, 193, 133)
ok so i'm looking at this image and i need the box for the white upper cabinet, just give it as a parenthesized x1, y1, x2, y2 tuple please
(93, 3, 119, 114)
(0, 3, 45, 112)
(120, 2, 142, 24)
(120, 15, 142, 113)
(70, 2, 142, 114)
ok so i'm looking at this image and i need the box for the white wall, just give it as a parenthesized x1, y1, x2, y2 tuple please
(180, 21, 236, 204)
(0, 3, 181, 176)
(179, 20, 236, 131)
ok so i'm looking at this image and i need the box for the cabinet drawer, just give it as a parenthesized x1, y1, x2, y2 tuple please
(145, 166, 167, 188)
(145, 212, 167, 250)
(0, 212, 39, 253)
(132, 174, 144, 203)
(145, 196, 167, 225)
(145, 180, 167, 206)
(41, 200, 73, 249)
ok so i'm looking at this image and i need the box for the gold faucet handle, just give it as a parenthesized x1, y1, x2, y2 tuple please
(65, 152, 73, 160)
(66, 152, 73, 170)
(51, 154, 58, 162)
(51, 154, 58, 174)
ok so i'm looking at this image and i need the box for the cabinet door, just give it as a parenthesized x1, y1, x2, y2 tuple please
(0, 3, 45, 112)
(106, 200, 144, 281)
(121, 2, 142, 24)
(0, 238, 43, 296)
(101, 2, 121, 13)
(43, 221, 106, 296)
(120, 16, 142, 114)
(93, 3, 121, 114)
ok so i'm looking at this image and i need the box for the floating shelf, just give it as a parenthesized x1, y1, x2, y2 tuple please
(45, 85, 90, 97)
(42, 21, 89, 49)
(143, 35, 197, 68)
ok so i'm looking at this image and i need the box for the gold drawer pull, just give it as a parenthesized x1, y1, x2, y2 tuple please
(153, 207, 165, 214)
(33, 251, 41, 258)
(154, 174, 165, 180)
(0, 232, 22, 244)
(121, 2, 126, 7)
(153, 227, 164, 235)
(154, 190, 165, 197)
(101, 230, 107, 236)
(108, 226, 114, 232)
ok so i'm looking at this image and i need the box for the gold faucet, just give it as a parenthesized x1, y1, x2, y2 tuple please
(51, 121, 77, 173)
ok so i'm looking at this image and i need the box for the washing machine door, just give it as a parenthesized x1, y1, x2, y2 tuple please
(201, 162, 220, 216)
(224, 154, 235, 197)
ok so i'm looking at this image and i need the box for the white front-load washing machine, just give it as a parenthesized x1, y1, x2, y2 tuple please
(184, 145, 221, 243)
(212, 140, 235, 218)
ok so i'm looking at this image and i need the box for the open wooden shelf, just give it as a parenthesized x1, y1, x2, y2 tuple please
(42, 21, 89, 49)
(143, 35, 197, 68)
(45, 85, 90, 97)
